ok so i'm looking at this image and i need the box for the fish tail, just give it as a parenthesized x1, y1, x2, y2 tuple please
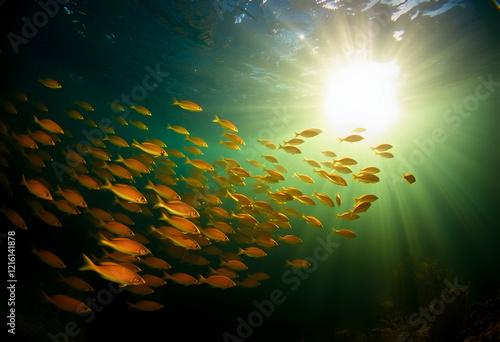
(40, 290, 51, 303)
(196, 274, 205, 284)
(338, 137, 343, 143)
(144, 178, 153, 189)
(20, 174, 27, 186)
(78, 253, 96, 271)
(278, 144, 282, 149)
(131, 138, 139, 147)
(101, 177, 111, 190)
(295, 132, 299, 137)
(237, 247, 244, 255)
(184, 156, 190, 164)
(352, 174, 357, 181)
(218, 139, 224, 145)
(33, 115, 39, 124)
(172, 98, 179, 106)
(336, 214, 340, 220)
(213, 115, 219, 123)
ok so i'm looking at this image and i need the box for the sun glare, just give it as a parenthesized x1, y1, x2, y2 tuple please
(324, 60, 401, 137)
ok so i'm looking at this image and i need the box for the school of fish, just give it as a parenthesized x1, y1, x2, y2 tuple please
(0, 77, 416, 312)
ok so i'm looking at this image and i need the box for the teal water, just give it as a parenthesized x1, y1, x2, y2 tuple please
(1, 1, 499, 341)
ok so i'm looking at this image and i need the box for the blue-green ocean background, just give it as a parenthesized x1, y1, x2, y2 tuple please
(1, 1, 500, 341)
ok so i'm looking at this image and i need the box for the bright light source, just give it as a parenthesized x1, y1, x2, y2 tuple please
(324, 60, 400, 137)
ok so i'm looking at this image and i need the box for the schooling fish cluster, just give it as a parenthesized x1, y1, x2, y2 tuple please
(0, 77, 415, 313)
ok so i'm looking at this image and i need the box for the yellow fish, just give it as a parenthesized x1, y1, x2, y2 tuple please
(333, 229, 357, 238)
(353, 201, 372, 214)
(278, 144, 301, 155)
(219, 139, 240, 150)
(336, 192, 342, 207)
(172, 98, 202, 111)
(38, 78, 62, 89)
(403, 173, 416, 184)
(295, 128, 322, 138)
(371, 143, 393, 151)
(312, 190, 335, 207)
(294, 172, 314, 184)
(339, 134, 364, 143)
(75, 101, 94, 111)
(115, 155, 149, 173)
(352, 173, 380, 184)
(213, 115, 237, 132)
(129, 120, 149, 130)
(222, 131, 245, 145)
(184, 156, 214, 171)
(185, 136, 208, 147)
(167, 124, 190, 135)
(130, 105, 151, 116)
(301, 214, 323, 228)
(336, 210, 360, 220)
(65, 109, 84, 120)
(132, 139, 167, 157)
(353, 194, 379, 203)
(374, 151, 394, 158)
(276, 235, 302, 245)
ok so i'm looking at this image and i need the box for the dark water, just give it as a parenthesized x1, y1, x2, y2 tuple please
(1, 1, 499, 341)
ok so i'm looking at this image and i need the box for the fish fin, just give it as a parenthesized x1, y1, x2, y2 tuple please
(78, 253, 95, 271)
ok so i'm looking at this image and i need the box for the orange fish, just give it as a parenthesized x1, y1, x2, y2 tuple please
(130, 105, 151, 116)
(31, 247, 66, 268)
(172, 98, 202, 111)
(213, 115, 237, 132)
(339, 134, 364, 143)
(286, 259, 311, 268)
(78, 254, 145, 287)
(333, 229, 357, 238)
(197, 275, 236, 289)
(38, 78, 62, 89)
(42, 292, 92, 314)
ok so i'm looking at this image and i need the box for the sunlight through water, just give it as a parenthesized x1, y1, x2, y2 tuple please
(324, 60, 401, 138)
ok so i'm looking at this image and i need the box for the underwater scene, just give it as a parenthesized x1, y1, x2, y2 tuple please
(1, 0, 499, 341)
